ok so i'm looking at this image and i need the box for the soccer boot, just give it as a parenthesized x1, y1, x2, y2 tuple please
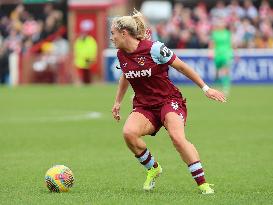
(143, 163, 162, 191)
(199, 183, 214, 194)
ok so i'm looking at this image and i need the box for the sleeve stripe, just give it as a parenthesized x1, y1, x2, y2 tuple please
(167, 53, 176, 65)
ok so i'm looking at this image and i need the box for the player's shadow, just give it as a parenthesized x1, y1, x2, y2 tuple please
(114, 186, 189, 195)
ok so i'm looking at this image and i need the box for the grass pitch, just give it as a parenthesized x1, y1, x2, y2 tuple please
(0, 84, 272, 205)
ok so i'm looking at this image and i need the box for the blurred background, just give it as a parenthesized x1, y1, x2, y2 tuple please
(0, 0, 273, 86)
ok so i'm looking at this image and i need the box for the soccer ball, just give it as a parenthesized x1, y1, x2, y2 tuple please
(45, 165, 74, 192)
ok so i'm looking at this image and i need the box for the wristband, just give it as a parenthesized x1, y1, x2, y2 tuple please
(202, 85, 210, 93)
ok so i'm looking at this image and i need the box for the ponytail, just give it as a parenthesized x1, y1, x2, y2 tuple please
(132, 9, 147, 40)
(112, 9, 148, 40)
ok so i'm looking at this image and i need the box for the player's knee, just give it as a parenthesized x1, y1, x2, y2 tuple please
(123, 127, 139, 143)
(169, 132, 187, 148)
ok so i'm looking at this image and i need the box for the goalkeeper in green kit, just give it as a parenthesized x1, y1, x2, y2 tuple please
(210, 19, 234, 96)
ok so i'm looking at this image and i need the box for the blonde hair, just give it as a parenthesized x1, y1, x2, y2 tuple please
(112, 9, 147, 40)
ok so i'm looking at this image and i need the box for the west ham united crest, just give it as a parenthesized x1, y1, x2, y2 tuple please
(137, 57, 146, 66)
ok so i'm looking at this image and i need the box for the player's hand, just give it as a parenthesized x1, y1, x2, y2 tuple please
(205, 88, 226, 103)
(112, 102, 121, 122)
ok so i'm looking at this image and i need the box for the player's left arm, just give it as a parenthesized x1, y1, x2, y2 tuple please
(171, 57, 226, 102)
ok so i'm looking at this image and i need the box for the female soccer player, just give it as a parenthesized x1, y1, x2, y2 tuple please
(210, 18, 234, 96)
(111, 10, 226, 194)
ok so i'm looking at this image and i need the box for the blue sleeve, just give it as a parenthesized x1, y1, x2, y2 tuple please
(150, 41, 175, 64)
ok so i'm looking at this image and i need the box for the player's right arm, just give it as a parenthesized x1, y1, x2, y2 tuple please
(112, 74, 129, 122)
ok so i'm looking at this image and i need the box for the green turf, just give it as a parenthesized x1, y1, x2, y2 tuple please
(0, 84, 272, 205)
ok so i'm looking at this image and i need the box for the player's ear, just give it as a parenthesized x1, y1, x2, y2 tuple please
(121, 29, 127, 37)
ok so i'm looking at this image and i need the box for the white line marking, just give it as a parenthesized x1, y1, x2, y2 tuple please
(0, 112, 103, 123)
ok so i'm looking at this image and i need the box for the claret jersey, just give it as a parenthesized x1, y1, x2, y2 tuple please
(117, 40, 182, 107)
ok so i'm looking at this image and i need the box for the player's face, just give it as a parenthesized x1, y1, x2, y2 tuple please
(110, 26, 124, 49)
